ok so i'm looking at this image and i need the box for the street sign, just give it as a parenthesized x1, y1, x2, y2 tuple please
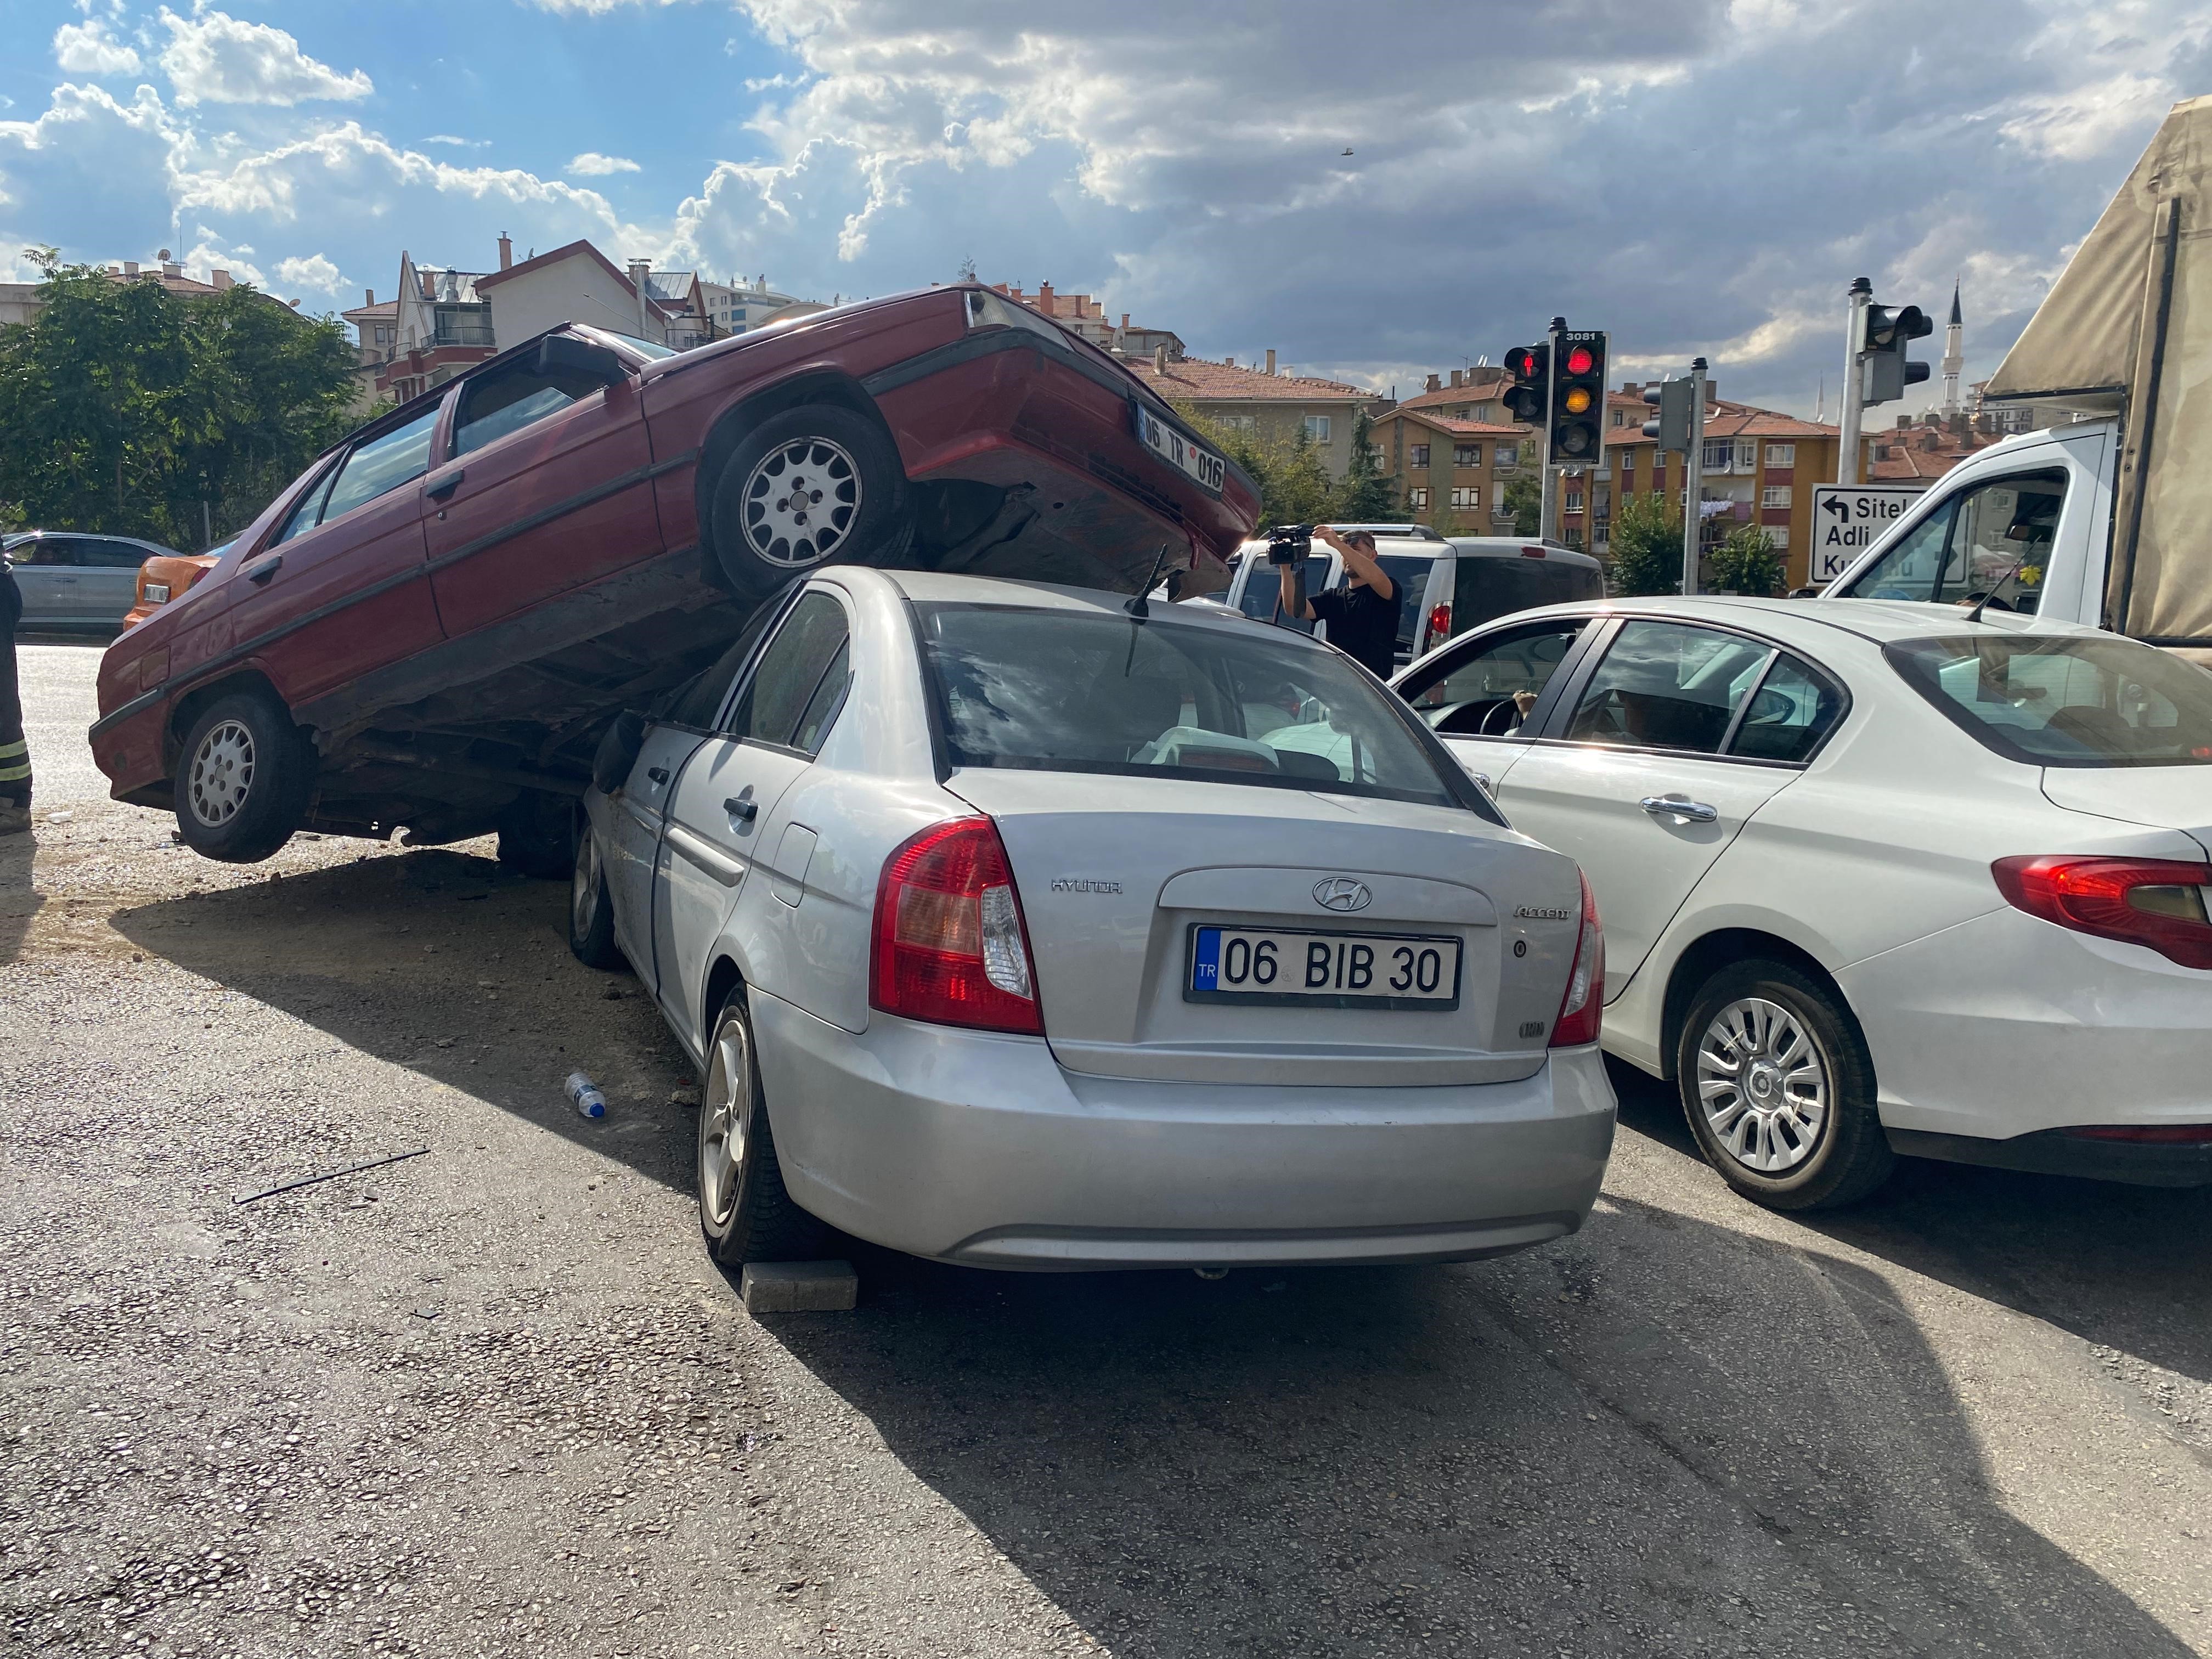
(1809, 483, 1923, 583)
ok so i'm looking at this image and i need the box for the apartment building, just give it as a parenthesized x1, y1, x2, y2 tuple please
(1127, 353, 1381, 479)
(1369, 404, 1533, 534)
(989, 280, 1185, 362)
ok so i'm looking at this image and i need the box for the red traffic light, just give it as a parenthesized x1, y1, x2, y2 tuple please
(1504, 345, 1544, 381)
(1564, 345, 1595, 376)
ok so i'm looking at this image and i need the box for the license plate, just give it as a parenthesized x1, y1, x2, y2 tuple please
(1185, 924, 1461, 1011)
(1132, 403, 1227, 494)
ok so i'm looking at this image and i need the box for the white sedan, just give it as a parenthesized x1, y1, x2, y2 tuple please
(571, 567, 1614, 1271)
(1392, 597, 2212, 1209)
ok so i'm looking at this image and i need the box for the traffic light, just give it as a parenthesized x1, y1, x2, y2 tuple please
(1502, 343, 1549, 425)
(1549, 331, 1606, 463)
(1641, 378, 1692, 452)
(1859, 301, 1932, 407)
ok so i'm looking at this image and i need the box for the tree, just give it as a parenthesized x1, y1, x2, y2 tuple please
(0, 256, 359, 548)
(1334, 409, 1397, 521)
(1605, 489, 1683, 596)
(1500, 471, 1542, 537)
(1708, 523, 1785, 596)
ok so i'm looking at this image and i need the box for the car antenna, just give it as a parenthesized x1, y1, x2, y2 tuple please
(1964, 555, 2028, 625)
(1126, 543, 1172, 618)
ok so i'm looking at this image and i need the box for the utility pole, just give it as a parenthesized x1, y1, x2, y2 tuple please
(1837, 276, 1870, 486)
(1681, 357, 1707, 596)
(1538, 316, 1565, 541)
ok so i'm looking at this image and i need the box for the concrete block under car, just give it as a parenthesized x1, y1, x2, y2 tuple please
(741, 1260, 858, 1313)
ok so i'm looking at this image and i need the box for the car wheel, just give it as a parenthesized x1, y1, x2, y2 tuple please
(496, 789, 573, 880)
(567, 817, 623, 970)
(697, 988, 824, 1267)
(1675, 958, 1895, 1211)
(172, 690, 315, 864)
(707, 404, 911, 602)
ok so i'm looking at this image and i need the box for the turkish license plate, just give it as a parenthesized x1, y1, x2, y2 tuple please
(1186, 924, 1462, 1011)
(1132, 403, 1227, 494)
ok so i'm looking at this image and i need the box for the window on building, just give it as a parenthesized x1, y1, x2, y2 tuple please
(1474, 403, 1494, 421)
(1564, 489, 1584, 512)
(1563, 528, 1584, 549)
(1761, 485, 1792, 509)
(1765, 443, 1796, 467)
(1408, 487, 1431, 509)
(1611, 409, 1626, 426)
(1494, 443, 1518, 467)
(1449, 486, 1480, 509)
(1223, 414, 1257, 433)
(1737, 439, 1757, 471)
(1766, 526, 1789, 550)
(1702, 439, 1733, 472)
(1453, 443, 1481, 467)
(1408, 443, 1431, 469)
(1302, 415, 1332, 443)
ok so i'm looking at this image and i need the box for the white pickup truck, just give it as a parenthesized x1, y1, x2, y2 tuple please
(1826, 95, 2212, 671)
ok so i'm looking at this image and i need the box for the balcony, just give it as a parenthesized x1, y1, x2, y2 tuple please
(432, 309, 495, 348)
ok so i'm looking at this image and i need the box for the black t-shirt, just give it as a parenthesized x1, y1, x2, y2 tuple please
(1309, 577, 1400, 679)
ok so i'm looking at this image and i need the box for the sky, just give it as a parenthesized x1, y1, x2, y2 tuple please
(3, 0, 2208, 416)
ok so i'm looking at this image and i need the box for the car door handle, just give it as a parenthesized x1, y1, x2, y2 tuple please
(425, 470, 465, 501)
(723, 796, 757, 822)
(246, 556, 281, 585)
(646, 765, 670, 785)
(1641, 794, 1718, 824)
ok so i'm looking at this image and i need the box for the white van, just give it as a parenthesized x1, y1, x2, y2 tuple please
(1220, 533, 1607, 668)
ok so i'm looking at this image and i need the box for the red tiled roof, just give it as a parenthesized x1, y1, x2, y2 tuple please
(1129, 357, 1372, 403)
(1604, 399, 1839, 449)
(1397, 376, 1509, 414)
(1869, 428, 1996, 481)
(1378, 408, 1529, 437)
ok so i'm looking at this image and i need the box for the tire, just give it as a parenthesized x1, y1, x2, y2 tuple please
(496, 789, 573, 880)
(567, 816, 623, 970)
(697, 988, 824, 1267)
(706, 403, 910, 603)
(172, 690, 315, 864)
(1676, 958, 1895, 1211)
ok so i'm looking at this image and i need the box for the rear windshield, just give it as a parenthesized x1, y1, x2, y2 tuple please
(1453, 554, 1605, 635)
(1375, 555, 1436, 658)
(916, 602, 1472, 809)
(1885, 635, 2212, 769)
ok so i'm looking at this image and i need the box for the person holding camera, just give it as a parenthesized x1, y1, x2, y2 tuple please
(1276, 526, 1398, 680)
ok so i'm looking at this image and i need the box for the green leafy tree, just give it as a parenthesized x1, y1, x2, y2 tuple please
(1334, 408, 1397, 521)
(1605, 489, 1683, 596)
(1708, 523, 1785, 596)
(1500, 471, 1542, 537)
(0, 255, 359, 548)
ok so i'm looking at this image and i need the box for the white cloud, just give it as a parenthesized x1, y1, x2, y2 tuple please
(424, 134, 490, 149)
(275, 251, 344, 294)
(568, 151, 641, 176)
(182, 228, 264, 288)
(53, 19, 143, 76)
(157, 8, 373, 107)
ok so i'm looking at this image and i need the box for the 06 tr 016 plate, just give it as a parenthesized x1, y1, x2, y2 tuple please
(1185, 924, 1462, 1012)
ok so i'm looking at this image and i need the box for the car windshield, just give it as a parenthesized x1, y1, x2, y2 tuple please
(1885, 634, 2212, 769)
(594, 329, 679, 360)
(916, 601, 1469, 808)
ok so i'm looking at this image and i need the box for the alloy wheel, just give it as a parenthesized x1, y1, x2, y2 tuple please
(1694, 996, 1831, 1173)
(740, 437, 860, 568)
(698, 1015, 753, 1231)
(571, 831, 600, 938)
(186, 719, 256, 827)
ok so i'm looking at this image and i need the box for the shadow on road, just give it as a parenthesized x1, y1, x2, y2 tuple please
(1609, 1056, 2212, 1389)
(110, 844, 698, 1193)
(0, 826, 39, 967)
(767, 1207, 2191, 1658)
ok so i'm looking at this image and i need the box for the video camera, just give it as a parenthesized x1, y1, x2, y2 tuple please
(1265, 524, 1313, 565)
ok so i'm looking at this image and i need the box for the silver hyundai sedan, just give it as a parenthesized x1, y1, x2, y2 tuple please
(572, 568, 1614, 1272)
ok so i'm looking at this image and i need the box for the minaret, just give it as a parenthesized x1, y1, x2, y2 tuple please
(1941, 280, 1963, 417)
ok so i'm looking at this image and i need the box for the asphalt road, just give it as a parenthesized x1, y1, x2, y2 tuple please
(4, 639, 2208, 1658)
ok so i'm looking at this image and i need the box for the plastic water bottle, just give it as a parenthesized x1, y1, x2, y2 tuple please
(565, 1072, 607, 1120)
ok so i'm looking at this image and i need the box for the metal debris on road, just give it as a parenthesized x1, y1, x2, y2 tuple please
(232, 1147, 431, 1207)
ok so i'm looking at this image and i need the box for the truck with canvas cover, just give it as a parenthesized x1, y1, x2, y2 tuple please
(89, 286, 1261, 869)
(1825, 96, 2212, 670)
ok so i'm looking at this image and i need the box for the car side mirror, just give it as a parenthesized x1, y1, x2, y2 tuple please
(592, 710, 648, 794)
(537, 332, 628, 385)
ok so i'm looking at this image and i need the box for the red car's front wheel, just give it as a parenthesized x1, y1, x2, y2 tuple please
(172, 688, 315, 864)
(708, 404, 910, 602)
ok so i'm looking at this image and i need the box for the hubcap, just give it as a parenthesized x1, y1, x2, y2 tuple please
(186, 719, 256, 827)
(741, 437, 860, 568)
(571, 831, 599, 938)
(697, 1015, 752, 1231)
(1695, 996, 1830, 1173)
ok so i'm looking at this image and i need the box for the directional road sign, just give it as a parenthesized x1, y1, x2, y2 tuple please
(1809, 483, 1924, 584)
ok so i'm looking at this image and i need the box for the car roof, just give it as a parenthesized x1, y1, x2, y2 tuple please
(876, 567, 1272, 629)
(1472, 594, 2113, 647)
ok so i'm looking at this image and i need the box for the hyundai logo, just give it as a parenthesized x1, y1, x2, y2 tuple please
(1312, 877, 1373, 913)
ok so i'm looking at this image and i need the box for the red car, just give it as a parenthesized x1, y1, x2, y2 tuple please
(91, 286, 1260, 867)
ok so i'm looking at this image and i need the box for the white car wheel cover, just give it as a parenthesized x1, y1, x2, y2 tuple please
(1695, 996, 1831, 1174)
(187, 719, 256, 827)
(741, 437, 860, 569)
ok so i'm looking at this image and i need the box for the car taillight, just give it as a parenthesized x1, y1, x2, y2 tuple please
(871, 817, 1043, 1035)
(1425, 603, 1451, 647)
(1991, 855, 2212, 970)
(1549, 871, 1604, 1047)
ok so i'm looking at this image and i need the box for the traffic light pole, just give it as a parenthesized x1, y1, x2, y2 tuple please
(1681, 357, 1706, 596)
(1539, 316, 1565, 541)
(1837, 276, 1870, 485)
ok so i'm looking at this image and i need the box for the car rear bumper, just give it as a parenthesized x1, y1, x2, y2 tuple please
(1887, 1127, 2212, 1188)
(1838, 906, 2212, 1142)
(749, 990, 1616, 1270)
